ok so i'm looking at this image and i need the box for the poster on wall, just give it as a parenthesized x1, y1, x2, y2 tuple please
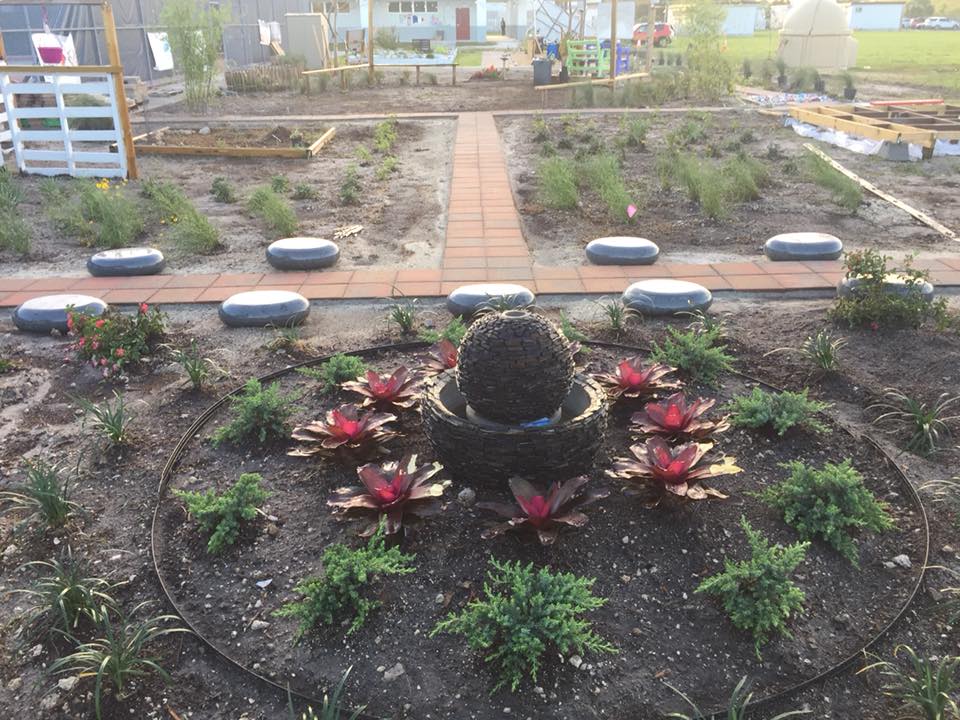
(31, 32, 79, 84)
(147, 32, 174, 71)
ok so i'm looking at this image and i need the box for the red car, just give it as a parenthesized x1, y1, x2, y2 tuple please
(633, 22, 674, 47)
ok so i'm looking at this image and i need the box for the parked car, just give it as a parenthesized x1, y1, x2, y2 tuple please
(909, 16, 926, 27)
(922, 16, 960, 28)
(633, 22, 674, 47)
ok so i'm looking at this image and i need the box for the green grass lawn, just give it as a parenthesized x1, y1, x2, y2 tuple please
(456, 48, 484, 67)
(718, 30, 960, 92)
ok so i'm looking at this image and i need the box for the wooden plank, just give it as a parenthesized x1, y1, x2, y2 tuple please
(102, 2, 137, 179)
(307, 126, 336, 156)
(301, 64, 367, 77)
(134, 144, 310, 159)
(535, 71, 649, 92)
(790, 106, 935, 147)
(803, 143, 957, 241)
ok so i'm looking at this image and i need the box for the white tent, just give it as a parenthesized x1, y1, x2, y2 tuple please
(778, 0, 857, 70)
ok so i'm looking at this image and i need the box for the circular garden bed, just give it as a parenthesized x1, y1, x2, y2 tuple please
(153, 340, 925, 719)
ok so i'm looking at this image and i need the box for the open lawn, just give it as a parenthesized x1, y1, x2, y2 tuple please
(718, 30, 960, 92)
(456, 48, 484, 67)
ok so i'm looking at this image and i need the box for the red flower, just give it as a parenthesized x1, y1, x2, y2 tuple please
(78, 337, 86, 347)
(114, 348, 125, 358)
(95, 319, 106, 329)
(100, 358, 108, 366)
(139, 303, 149, 315)
(870, 321, 879, 331)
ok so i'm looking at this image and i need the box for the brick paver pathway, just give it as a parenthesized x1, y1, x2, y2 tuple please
(2, 111, 959, 309)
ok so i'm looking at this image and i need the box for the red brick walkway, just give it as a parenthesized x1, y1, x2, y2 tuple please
(2, 111, 959, 309)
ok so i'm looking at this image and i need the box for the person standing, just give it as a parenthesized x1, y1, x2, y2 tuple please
(500, 17, 506, 36)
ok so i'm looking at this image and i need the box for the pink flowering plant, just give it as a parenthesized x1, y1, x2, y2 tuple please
(67, 303, 165, 378)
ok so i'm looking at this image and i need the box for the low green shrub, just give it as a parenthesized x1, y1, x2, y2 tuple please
(431, 558, 615, 692)
(248, 187, 299, 238)
(696, 517, 808, 657)
(211, 177, 238, 203)
(174, 473, 268, 553)
(274, 524, 415, 638)
(418, 317, 467, 345)
(271, 175, 291, 193)
(831, 250, 949, 329)
(298, 353, 368, 392)
(292, 183, 318, 200)
(802, 153, 862, 211)
(373, 116, 399, 153)
(143, 179, 223, 254)
(375, 156, 399, 181)
(340, 165, 362, 205)
(46, 179, 144, 249)
(213, 378, 299, 446)
(650, 326, 733, 387)
(617, 114, 649, 148)
(355, 144, 373, 166)
(726, 387, 830, 435)
(758, 459, 893, 565)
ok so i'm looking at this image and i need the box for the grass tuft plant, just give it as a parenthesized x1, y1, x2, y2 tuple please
(665, 675, 809, 719)
(696, 517, 808, 658)
(538, 155, 579, 209)
(0, 459, 78, 531)
(339, 165, 362, 205)
(275, 524, 415, 638)
(802, 153, 863, 211)
(0, 169, 31, 254)
(595, 297, 641, 337)
(143, 179, 222, 254)
(869, 388, 960, 456)
(859, 646, 960, 720)
(292, 183, 319, 200)
(431, 558, 616, 692)
(46, 179, 143, 249)
(174, 473, 268, 553)
(758, 459, 893, 565)
(211, 177, 239, 203)
(726, 387, 830, 435)
(171, 340, 217, 392)
(249, 187, 299, 238)
(387, 294, 419, 334)
(288, 667, 365, 720)
(77, 392, 133, 445)
(213, 378, 299, 446)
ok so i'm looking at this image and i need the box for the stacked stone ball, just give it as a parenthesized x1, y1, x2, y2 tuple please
(456, 310, 575, 424)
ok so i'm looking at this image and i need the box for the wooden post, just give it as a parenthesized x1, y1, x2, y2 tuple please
(416, 64, 421, 85)
(645, 0, 655, 71)
(452, 63, 456, 85)
(0, 27, 6, 62)
(101, 1, 138, 179)
(609, 0, 617, 80)
(367, 0, 375, 84)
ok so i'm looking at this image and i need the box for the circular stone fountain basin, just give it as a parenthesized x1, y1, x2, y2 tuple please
(421, 370, 607, 483)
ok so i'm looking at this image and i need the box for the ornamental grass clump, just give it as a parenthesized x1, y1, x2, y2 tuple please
(869, 387, 960, 457)
(327, 454, 445, 536)
(859, 645, 960, 720)
(478, 476, 608, 545)
(758, 459, 893, 565)
(650, 326, 733, 387)
(0, 459, 78, 531)
(0, 169, 30, 254)
(538, 156, 579, 209)
(68, 303, 165, 377)
(696, 517, 808, 658)
(249, 186, 299, 238)
(431, 558, 616, 691)
(76, 392, 133, 446)
(275, 524, 415, 638)
(213, 379, 299, 446)
(726, 387, 830, 436)
(45, 179, 144, 249)
(175, 473, 268, 554)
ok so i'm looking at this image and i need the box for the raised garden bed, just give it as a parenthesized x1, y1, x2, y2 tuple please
(130, 125, 337, 159)
(153, 339, 925, 719)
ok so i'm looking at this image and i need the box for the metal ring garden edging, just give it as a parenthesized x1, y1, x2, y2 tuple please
(151, 339, 930, 718)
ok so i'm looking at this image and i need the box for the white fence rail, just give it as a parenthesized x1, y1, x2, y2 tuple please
(0, 68, 127, 177)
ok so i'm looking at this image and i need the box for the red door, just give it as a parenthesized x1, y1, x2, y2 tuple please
(456, 7, 471, 41)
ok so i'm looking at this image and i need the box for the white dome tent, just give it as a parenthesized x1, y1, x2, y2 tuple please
(778, 0, 857, 70)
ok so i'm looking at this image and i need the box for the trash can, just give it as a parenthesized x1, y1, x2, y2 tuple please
(532, 58, 552, 87)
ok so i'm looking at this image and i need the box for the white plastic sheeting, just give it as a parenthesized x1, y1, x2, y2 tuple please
(785, 117, 960, 160)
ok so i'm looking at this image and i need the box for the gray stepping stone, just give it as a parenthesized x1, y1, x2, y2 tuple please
(266, 237, 339, 271)
(764, 232, 843, 261)
(87, 247, 166, 277)
(13, 294, 107, 333)
(622, 279, 712, 316)
(219, 290, 310, 328)
(838, 274, 935, 301)
(585, 236, 659, 265)
(445, 283, 535, 317)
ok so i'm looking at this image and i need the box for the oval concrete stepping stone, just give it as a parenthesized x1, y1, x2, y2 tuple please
(266, 237, 339, 271)
(585, 236, 659, 265)
(622, 279, 712, 316)
(838, 274, 935, 301)
(87, 247, 165, 277)
(764, 232, 843, 261)
(446, 283, 535, 317)
(12, 294, 107, 333)
(219, 290, 310, 328)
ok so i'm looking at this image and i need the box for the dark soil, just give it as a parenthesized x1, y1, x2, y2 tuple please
(1, 298, 958, 720)
(496, 111, 960, 266)
(0, 119, 454, 277)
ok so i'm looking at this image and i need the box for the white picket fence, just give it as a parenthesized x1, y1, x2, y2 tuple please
(0, 62, 10, 148)
(0, 68, 128, 177)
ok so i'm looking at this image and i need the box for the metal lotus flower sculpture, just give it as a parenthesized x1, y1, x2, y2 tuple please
(342, 367, 421, 409)
(595, 356, 679, 400)
(328, 453, 446, 535)
(289, 404, 397, 457)
(422, 340, 458, 375)
(609, 437, 741, 506)
(478, 476, 608, 545)
(631, 392, 730, 440)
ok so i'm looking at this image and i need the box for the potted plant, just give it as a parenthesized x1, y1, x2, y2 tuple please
(840, 71, 856, 100)
(775, 57, 788, 88)
(741, 58, 753, 81)
(812, 69, 825, 93)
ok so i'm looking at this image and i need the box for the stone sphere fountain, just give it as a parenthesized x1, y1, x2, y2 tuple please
(421, 310, 607, 482)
